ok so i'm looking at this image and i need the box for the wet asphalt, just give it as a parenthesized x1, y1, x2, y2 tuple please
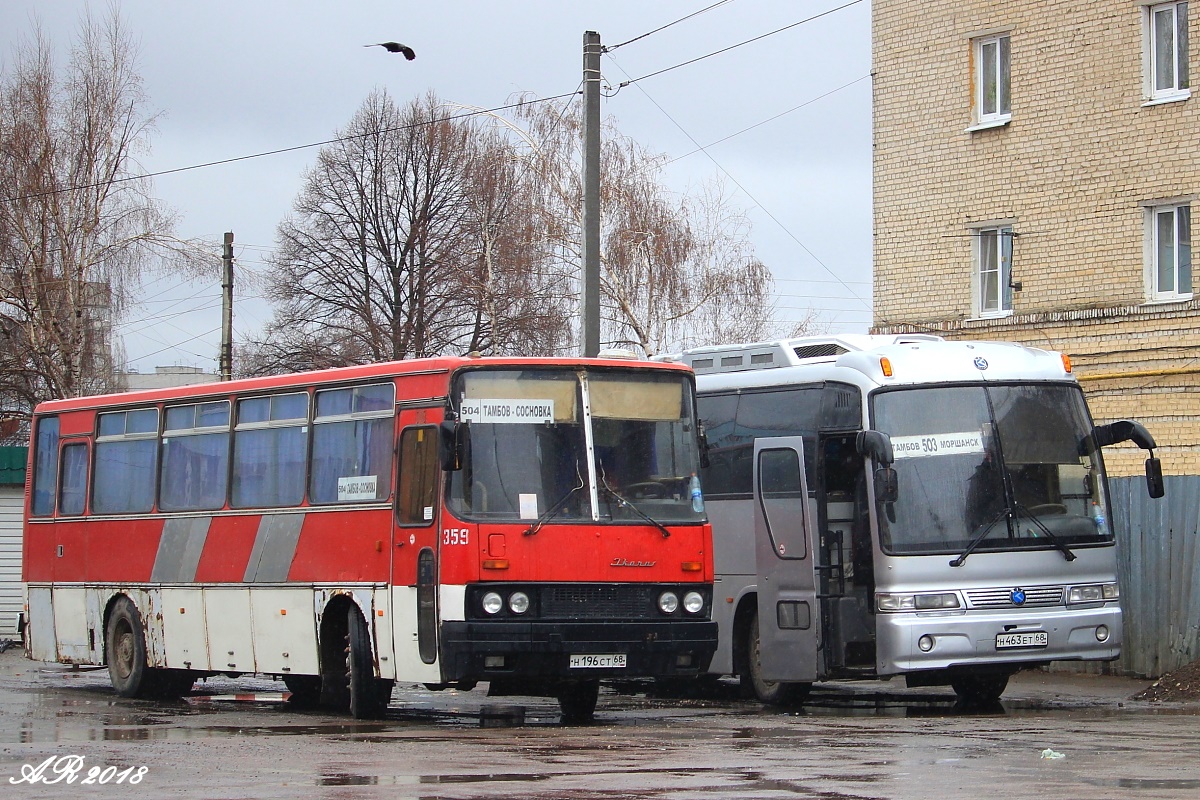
(1, 649, 1199, 799)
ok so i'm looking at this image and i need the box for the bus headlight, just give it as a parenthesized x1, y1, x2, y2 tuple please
(876, 592, 961, 612)
(658, 591, 679, 614)
(482, 592, 503, 615)
(508, 591, 530, 614)
(1068, 583, 1119, 603)
(683, 591, 704, 614)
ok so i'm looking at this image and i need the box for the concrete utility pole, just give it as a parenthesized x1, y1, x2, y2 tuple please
(220, 232, 234, 381)
(580, 30, 602, 358)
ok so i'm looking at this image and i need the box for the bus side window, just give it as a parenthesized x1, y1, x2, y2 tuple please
(58, 442, 89, 516)
(397, 426, 438, 525)
(31, 417, 60, 516)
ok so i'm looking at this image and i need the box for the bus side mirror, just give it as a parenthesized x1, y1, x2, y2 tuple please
(856, 430, 894, 466)
(697, 420, 711, 469)
(1146, 457, 1165, 499)
(1091, 420, 1157, 451)
(439, 420, 465, 471)
(874, 466, 899, 504)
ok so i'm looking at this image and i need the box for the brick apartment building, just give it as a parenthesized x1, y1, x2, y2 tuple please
(871, 1, 1198, 477)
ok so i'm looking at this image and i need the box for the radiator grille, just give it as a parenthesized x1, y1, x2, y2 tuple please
(966, 586, 1064, 609)
(540, 585, 657, 620)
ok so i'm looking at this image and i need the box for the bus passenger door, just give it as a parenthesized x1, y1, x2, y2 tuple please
(753, 437, 820, 683)
(393, 423, 442, 678)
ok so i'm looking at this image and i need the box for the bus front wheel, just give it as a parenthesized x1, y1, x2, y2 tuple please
(106, 596, 149, 698)
(951, 673, 1010, 706)
(346, 607, 391, 719)
(557, 680, 599, 724)
(746, 611, 810, 707)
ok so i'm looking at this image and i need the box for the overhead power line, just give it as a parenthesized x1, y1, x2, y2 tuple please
(0, 90, 581, 205)
(605, 53, 870, 313)
(606, 0, 738, 51)
(615, 0, 865, 89)
(665, 74, 870, 164)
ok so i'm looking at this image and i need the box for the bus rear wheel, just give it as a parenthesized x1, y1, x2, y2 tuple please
(346, 607, 391, 719)
(106, 596, 149, 698)
(951, 673, 1010, 706)
(557, 680, 599, 724)
(745, 611, 811, 707)
(283, 674, 323, 708)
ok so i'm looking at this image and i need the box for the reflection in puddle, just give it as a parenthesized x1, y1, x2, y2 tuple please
(317, 773, 380, 786)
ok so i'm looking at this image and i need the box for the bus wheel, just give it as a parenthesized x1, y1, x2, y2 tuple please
(105, 597, 148, 698)
(557, 680, 599, 724)
(346, 607, 388, 719)
(746, 611, 810, 707)
(151, 669, 195, 699)
(952, 673, 1010, 706)
(283, 675, 323, 708)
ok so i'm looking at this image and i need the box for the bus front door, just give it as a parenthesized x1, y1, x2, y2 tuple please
(753, 437, 820, 683)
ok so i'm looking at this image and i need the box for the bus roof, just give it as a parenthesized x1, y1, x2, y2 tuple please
(34, 354, 692, 415)
(667, 335, 1076, 392)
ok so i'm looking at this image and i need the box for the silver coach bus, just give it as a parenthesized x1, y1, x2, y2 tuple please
(673, 335, 1163, 705)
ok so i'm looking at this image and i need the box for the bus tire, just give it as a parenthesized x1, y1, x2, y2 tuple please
(557, 680, 600, 724)
(746, 611, 811, 707)
(283, 674, 323, 708)
(346, 607, 388, 719)
(105, 596, 149, 698)
(952, 673, 1010, 706)
(150, 668, 196, 699)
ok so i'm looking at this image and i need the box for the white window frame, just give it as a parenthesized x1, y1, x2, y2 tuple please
(1144, 1, 1190, 104)
(971, 33, 1011, 129)
(972, 224, 1015, 318)
(1146, 203, 1193, 301)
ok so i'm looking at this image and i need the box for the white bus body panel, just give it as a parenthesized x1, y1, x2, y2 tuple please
(390, 585, 442, 682)
(203, 588, 255, 673)
(161, 588, 210, 670)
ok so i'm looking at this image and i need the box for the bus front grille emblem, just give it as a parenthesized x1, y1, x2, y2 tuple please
(1011, 588, 1027, 606)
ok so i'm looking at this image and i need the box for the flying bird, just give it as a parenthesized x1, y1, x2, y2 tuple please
(365, 42, 416, 60)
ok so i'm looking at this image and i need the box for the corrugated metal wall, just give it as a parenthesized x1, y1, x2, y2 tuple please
(0, 486, 23, 638)
(1108, 475, 1200, 678)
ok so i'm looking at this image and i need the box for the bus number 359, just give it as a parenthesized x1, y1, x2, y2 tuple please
(442, 528, 470, 546)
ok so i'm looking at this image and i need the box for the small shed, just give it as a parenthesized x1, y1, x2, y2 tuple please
(0, 446, 27, 638)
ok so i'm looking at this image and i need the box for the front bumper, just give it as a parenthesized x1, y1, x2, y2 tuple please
(876, 603, 1121, 674)
(439, 620, 718, 682)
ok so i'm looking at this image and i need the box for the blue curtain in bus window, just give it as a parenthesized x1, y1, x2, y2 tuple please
(93, 440, 158, 514)
(31, 417, 60, 516)
(231, 427, 306, 508)
(58, 443, 88, 516)
(309, 417, 393, 504)
(160, 432, 230, 511)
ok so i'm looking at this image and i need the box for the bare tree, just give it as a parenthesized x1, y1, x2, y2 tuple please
(0, 10, 178, 418)
(509, 97, 780, 357)
(242, 91, 572, 375)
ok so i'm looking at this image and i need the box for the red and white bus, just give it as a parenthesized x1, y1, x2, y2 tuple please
(22, 354, 716, 720)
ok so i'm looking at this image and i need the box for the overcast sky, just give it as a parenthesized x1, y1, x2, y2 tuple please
(1, 0, 873, 373)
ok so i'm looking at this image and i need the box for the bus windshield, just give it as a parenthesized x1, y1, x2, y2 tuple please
(446, 368, 704, 524)
(871, 383, 1111, 556)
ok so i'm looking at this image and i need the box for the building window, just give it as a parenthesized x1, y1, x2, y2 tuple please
(975, 226, 1014, 317)
(1150, 204, 1192, 300)
(1147, 2, 1190, 101)
(973, 34, 1011, 126)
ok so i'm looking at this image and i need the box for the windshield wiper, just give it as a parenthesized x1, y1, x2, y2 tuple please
(522, 464, 585, 536)
(950, 505, 1009, 567)
(1011, 503, 1077, 562)
(598, 473, 671, 539)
